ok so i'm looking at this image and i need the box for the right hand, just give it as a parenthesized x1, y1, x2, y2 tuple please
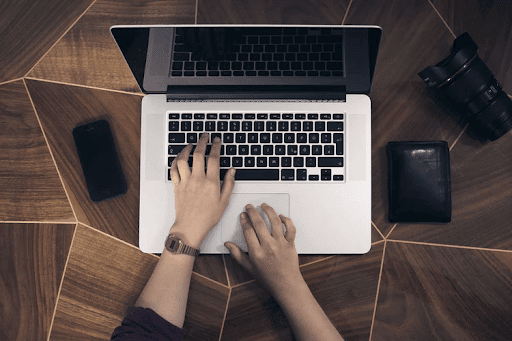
(224, 203, 303, 297)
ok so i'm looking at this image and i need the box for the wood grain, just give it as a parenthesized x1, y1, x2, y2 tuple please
(222, 242, 384, 341)
(197, 0, 351, 24)
(343, 0, 467, 237)
(0, 0, 95, 83)
(0, 80, 74, 222)
(49, 224, 230, 340)
(0, 223, 75, 341)
(27, 0, 196, 93)
(373, 241, 512, 340)
(24, 78, 229, 285)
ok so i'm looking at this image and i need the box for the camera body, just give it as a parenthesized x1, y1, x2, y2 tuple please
(419, 32, 512, 141)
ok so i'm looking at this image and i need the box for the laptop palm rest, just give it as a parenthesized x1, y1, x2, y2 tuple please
(221, 193, 290, 252)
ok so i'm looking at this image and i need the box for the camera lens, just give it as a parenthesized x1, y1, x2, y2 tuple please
(419, 32, 512, 141)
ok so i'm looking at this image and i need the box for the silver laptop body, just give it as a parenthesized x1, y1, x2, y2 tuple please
(110, 24, 382, 254)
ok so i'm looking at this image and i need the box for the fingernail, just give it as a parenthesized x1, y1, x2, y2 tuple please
(214, 136, 221, 142)
(231, 168, 236, 176)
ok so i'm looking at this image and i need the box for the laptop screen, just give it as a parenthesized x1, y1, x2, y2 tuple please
(110, 25, 381, 95)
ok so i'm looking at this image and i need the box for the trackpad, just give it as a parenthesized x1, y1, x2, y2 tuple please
(221, 193, 290, 252)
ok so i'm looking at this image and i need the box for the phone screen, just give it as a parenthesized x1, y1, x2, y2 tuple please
(72, 119, 127, 202)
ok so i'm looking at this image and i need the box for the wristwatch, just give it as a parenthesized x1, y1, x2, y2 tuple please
(165, 234, 200, 257)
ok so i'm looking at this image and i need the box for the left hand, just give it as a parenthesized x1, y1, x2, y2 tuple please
(169, 133, 236, 247)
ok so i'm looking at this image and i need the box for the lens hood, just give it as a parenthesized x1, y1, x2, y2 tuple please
(418, 32, 479, 88)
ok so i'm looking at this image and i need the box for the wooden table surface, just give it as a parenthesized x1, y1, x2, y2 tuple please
(1, 0, 511, 340)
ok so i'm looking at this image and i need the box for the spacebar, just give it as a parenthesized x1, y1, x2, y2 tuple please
(220, 169, 279, 180)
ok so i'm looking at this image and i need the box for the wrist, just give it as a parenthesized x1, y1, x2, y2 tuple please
(272, 276, 308, 303)
(168, 225, 204, 249)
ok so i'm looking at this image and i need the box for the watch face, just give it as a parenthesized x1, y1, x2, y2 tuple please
(167, 236, 180, 252)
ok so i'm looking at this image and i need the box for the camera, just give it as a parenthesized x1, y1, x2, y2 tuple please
(418, 32, 512, 141)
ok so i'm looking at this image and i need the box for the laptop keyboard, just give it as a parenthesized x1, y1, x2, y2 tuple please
(171, 27, 344, 77)
(167, 113, 345, 181)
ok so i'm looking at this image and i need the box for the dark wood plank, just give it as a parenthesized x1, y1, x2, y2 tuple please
(430, 0, 512, 96)
(344, 0, 466, 238)
(24, 78, 229, 285)
(50, 224, 230, 340)
(0, 80, 74, 222)
(388, 132, 512, 249)
(373, 241, 512, 340)
(223, 242, 384, 340)
(27, 0, 196, 93)
(198, 0, 351, 24)
(0, 0, 95, 83)
(0, 223, 75, 341)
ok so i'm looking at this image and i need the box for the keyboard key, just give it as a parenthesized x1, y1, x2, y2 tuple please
(269, 157, 279, 167)
(309, 174, 319, 181)
(245, 157, 255, 167)
(173, 53, 189, 61)
(227, 169, 279, 180)
(293, 157, 304, 167)
(168, 133, 185, 143)
(260, 133, 270, 143)
(251, 145, 261, 155)
(318, 157, 343, 167)
(297, 169, 307, 180)
(321, 169, 331, 181)
(334, 133, 343, 155)
(168, 145, 187, 155)
(281, 157, 291, 167)
(220, 157, 230, 167)
(272, 133, 283, 143)
(333, 175, 344, 181)
(306, 157, 316, 167)
(263, 145, 273, 155)
(281, 169, 294, 180)
(327, 122, 344, 131)
(257, 157, 267, 167)
(239, 145, 249, 155)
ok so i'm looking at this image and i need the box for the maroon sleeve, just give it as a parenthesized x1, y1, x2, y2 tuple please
(110, 306, 185, 341)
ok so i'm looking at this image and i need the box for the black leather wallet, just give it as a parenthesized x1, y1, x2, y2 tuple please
(387, 141, 451, 223)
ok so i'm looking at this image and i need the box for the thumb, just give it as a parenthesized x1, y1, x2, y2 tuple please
(224, 242, 254, 274)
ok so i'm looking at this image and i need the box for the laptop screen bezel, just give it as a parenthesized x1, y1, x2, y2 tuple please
(110, 25, 382, 95)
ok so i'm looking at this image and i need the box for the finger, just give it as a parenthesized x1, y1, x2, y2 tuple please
(220, 168, 236, 210)
(280, 214, 296, 243)
(192, 132, 209, 176)
(260, 203, 285, 240)
(239, 212, 262, 252)
(177, 144, 193, 182)
(170, 152, 181, 186)
(244, 204, 272, 246)
(224, 241, 255, 275)
(207, 136, 221, 181)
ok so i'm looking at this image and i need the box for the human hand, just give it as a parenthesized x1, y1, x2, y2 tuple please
(224, 203, 304, 297)
(169, 133, 236, 247)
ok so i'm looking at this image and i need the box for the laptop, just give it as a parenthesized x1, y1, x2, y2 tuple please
(110, 25, 382, 254)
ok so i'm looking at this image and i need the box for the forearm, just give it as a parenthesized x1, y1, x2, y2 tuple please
(134, 248, 195, 328)
(274, 280, 344, 341)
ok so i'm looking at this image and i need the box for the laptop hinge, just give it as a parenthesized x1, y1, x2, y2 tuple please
(166, 85, 346, 101)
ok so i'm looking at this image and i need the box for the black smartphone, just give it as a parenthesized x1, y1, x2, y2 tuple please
(72, 119, 127, 203)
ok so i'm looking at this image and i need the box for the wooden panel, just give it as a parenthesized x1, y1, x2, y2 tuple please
(388, 132, 512, 249)
(344, 0, 467, 238)
(0, 80, 74, 222)
(373, 241, 512, 340)
(430, 0, 512, 95)
(24, 78, 228, 285)
(49, 224, 230, 340)
(223, 242, 384, 340)
(0, 223, 75, 341)
(24, 78, 142, 245)
(27, 0, 196, 93)
(197, 0, 351, 24)
(0, 0, 94, 83)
